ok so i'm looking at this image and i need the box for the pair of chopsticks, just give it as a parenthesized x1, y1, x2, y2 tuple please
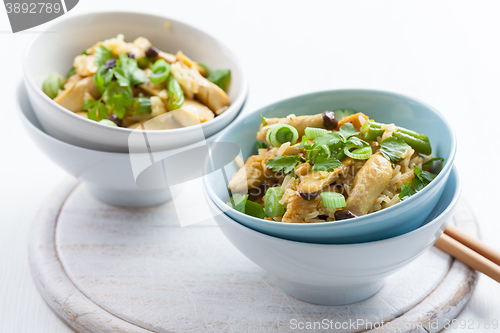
(434, 224, 500, 283)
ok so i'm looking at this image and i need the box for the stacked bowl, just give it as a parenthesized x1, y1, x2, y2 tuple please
(20, 12, 248, 207)
(20, 11, 460, 307)
(203, 90, 459, 305)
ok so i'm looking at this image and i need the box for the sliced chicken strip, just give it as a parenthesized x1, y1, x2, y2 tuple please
(257, 114, 325, 141)
(228, 154, 266, 193)
(54, 76, 100, 112)
(296, 158, 354, 200)
(169, 99, 214, 127)
(345, 153, 393, 216)
(128, 112, 181, 130)
(170, 62, 230, 115)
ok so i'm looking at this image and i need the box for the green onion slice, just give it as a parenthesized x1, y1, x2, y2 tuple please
(99, 119, 118, 127)
(150, 59, 170, 83)
(304, 127, 329, 139)
(320, 192, 346, 209)
(266, 124, 299, 147)
(344, 143, 373, 160)
(264, 187, 286, 217)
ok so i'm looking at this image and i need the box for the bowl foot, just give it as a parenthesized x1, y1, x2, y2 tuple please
(85, 185, 172, 207)
(278, 279, 384, 305)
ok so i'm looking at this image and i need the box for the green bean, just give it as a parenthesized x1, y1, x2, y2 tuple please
(393, 132, 432, 155)
(42, 73, 62, 99)
(361, 120, 432, 155)
(167, 75, 184, 110)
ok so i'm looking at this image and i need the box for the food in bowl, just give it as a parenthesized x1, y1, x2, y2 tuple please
(41, 34, 231, 130)
(227, 109, 443, 223)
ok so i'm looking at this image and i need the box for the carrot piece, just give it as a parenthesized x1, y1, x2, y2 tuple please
(336, 112, 369, 131)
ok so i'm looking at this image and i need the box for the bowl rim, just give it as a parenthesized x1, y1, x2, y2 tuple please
(18, 82, 164, 156)
(206, 88, 457, 229)
(22, 10, 248, 136)
(209, 166, 461, 247)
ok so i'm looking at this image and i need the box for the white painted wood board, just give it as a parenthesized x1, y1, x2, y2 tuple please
(29, 178, 478, 332)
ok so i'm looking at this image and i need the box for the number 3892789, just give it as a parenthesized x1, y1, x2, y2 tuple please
(5, 2, 62, 14)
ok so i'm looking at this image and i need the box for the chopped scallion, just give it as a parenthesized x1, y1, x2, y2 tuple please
(304, 127, 329, 139)
(266, 124, 299, 147)
(264, 187, 286, 217)
(320, 192, 346, 209)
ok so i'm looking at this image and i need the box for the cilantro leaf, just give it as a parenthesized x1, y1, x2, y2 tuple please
(380, 136, 409, 163)
(227, 193, 247, 213)
(399, 165, 438, 200)
(346, 136, 366, 148)
(207, 69, 231, 92)
(265, 155, 301, 174)
(94, 45, 115, 67)
(337, 123, 359, 142)
(297, 136, 313, 150)
(422, 157, 444, 169)
(94, 66, 114, 94)
(114, 53, 146, 87)
(244, 200, 266, 218)
(312, 132, 341, 147)
(83, 99, 108, 121)
(333, 109, 355, 120)
(414, 165, 436, 184)
(102, 82, 133, 119)
(311, 156, 341, 172)
(399, 182, 416, 200)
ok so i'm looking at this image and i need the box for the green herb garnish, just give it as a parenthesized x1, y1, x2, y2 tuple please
(114, 53, 147, 87)
(399, 165, 438, 200)
(94, 45, 115, 67)
(379, 136, 409, 163)
(337, 122, 359, 142)
(422, 157, 444, 169)
(207, 69, 231, 92)
(227, 193, 266, 218)
(265, 155, 301, 174)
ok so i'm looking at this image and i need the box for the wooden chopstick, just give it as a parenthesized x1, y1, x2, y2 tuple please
(434, 226, 500, 283)
(444, 224, 500, 266)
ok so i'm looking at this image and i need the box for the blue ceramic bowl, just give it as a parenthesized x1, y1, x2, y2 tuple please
(204, 90, 456, 244)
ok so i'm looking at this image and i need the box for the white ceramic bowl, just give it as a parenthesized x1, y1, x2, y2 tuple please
(206, 167, 460, 305)
(17, 83, 212, 207)
(23, 11, 247, 153)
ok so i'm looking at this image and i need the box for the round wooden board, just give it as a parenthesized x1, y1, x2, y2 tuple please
(29, 178, 478, 333)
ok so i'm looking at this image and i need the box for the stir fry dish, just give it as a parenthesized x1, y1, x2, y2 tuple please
(42, 35, 231, 129)
(227, 109, 443, 223)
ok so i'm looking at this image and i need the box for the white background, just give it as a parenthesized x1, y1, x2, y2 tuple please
(1, 0, 499, 332)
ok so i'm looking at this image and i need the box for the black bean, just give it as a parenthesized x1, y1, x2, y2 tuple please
(317, 215, 329, 220)
(127, 52, 135, 59)
(334, 210, 357, 221)
(322, 111, 338, 130)
(105, 59, 117, 69)
(106, 113, 123, 127)
(145, 46, 159, 58)
(299, 190, 319, 201)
